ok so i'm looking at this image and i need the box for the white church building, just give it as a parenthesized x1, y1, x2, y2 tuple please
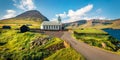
(41, 16, 62, 30)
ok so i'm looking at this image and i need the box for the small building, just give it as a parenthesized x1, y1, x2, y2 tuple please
(41, 21, 62, 30)
(2, 26, 11, 29)
(20, 25, 30, 33)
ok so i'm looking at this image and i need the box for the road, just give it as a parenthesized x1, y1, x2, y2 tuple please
(61, 32, 120, 60)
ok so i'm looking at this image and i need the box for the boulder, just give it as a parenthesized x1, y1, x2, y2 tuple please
(30, 36, 51, 47)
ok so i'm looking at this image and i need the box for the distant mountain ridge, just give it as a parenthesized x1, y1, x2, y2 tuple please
(63, 20, 87, 27)
(64, 19, 120, 29)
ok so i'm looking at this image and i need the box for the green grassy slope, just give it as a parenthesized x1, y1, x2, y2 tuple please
(0, 18, 41, 29)
(74, 28, 107, 34)
(0, 29, 62, 60)
(0, 29, 84, 60)
(73, 28, 119, 52)
(45, 48, 85, 60)
(0, 18, 41, 24)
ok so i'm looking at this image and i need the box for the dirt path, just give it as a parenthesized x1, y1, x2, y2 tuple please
(61, 32, 120, 60)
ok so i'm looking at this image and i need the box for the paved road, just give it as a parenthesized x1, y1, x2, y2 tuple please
(61, 32, 120, 60)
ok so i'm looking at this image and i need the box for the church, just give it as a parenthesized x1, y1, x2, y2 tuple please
(41, 16, 62, 30)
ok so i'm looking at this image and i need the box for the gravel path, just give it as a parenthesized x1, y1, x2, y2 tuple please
(61, 32, 120, 60)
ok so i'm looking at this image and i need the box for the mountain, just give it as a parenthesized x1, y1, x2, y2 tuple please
(63, 19, 120, 29)
(15, 10, 49, 21)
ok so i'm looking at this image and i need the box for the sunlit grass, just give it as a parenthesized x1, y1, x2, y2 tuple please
(0, 29, 84, 60)
(74, 28, 107, 34)
(73, 28, 118, 51)
(45, 47, 85, 60)
(0, 18, 41, 29)
(0, 29, 64, 60)
(42, 38, 63, 49)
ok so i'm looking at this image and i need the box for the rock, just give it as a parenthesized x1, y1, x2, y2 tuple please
(101, 42, 106, 48)
(30, 36, 51, 47)
(30, 46, 34, 49)
(42, 40, 47, 45)
(46, 42, 65, 51)
(19, 47, 25, 50)
(3, 48, 9, 51)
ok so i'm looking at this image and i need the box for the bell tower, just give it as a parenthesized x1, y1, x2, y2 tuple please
(58, 16, 61, 23)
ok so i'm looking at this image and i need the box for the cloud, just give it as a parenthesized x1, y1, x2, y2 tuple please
(2, 10, 16, 19)
(54, 4, 107, 23)
(68, 4, 93, 19)
(96, 8, 102, 14)
(54, 4, 94, 23)
(56, 12, 67, 18)
(13, 0, 36, 11)
(1, 0, 36, 19)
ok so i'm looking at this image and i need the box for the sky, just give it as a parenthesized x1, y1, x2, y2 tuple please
(0, 0, 120, 22)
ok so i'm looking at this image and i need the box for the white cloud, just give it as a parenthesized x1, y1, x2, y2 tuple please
(96, 8, 102, 14)
(1, 0, 36, 19)
(2, 10, 16, 19)
(13, 0, 36, 11)
(53, 4, 94, 23)
(68, 4, 93, 18)
(56, 12, 67, 18)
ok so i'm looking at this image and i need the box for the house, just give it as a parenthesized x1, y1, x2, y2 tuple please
(41, 21, 62, 30)
(2, 26, 11, 29)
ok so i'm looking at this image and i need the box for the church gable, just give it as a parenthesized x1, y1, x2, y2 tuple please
(41, 21, 62, 30)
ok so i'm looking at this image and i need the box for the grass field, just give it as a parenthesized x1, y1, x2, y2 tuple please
(0, 29, 62, 60)
(74, 28, 107, 34)
(73, 28, 119, 52)
(45, 47, 85, 60)
(0, 29, 84, 60)
(0, 19, 41, 29)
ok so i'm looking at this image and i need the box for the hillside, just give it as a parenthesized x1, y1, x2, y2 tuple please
(65, 19, 120, 29)
(0, 29, 85, 60)
(80, 19, 112, 29)
(64, 20, 87, 29)
(16, 10, 48, 21)
(0, 10, 49, 29)
(111, 19, 120, 29)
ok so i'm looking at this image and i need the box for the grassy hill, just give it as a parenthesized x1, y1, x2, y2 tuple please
(45, 47, 85, 60)
(0, 29, 85, 60)
(73, 28, 119, 52)
(0, 18, 41, 29)
(111, 19, 120, 29)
